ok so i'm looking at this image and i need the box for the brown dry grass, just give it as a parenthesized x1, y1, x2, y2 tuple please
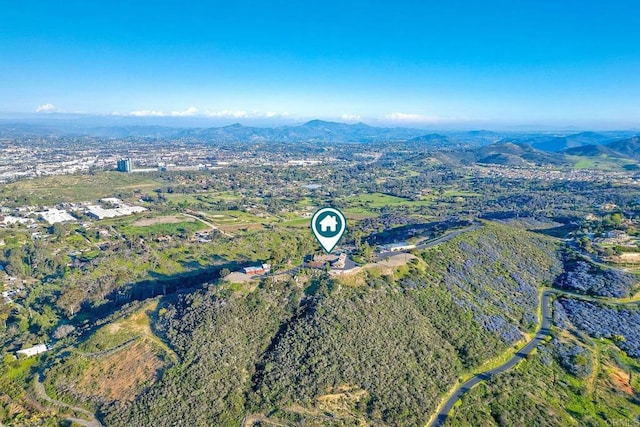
(605, 364, 634, 395)
(76, 339, 166, 402)
(133, 215, 194, 226)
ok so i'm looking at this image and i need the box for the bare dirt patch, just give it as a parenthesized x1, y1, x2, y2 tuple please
(106, 308, 150, 334)
(224, 272, 255, 283)
(364, 253, 417, 272)
(606, 365, 634, 395)
(76, 339, 167, 402)
(133, 216, 194, 226)
(609, 252, 640, 263)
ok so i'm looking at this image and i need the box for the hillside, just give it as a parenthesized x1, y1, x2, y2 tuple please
(101, 223, 562, 426)
(563, 144, 623, 157)
(558, 136, 640, 170)
(528, 132, 613, 152)
(454, 142, 568, 166)
(607, 136, 640, 160)
(446, 297, 640, 426)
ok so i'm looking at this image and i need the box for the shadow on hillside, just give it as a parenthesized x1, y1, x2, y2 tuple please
(74, 259, 246, 327)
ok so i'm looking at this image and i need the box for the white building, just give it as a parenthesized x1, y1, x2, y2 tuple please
(379, 242, 417, 252)
(16, 344, 48, 357)
(85, 204, 147, 220)
(38, 208, 76, 225)
(100, 197, 123, 206)
(1, 216, 34, 226)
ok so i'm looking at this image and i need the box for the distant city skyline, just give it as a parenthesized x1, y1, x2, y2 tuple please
(2, 1, 640, 129)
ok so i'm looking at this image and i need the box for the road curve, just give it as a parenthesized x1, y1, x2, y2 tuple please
(34, 373, 103, 427)
(429, 290, 553, 427)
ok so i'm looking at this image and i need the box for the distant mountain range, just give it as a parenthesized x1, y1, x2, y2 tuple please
(0, 119, 429, 142)
(523, 132, 615, 152)
(1, 118, 640, 167)
(448, 135, 640, 168)
(559, 136, 640, 161)
(446, 142, 569, 166)
(171, 120, 427, 143)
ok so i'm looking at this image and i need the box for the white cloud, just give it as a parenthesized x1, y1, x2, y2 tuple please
(129, 109, 165, 117)
(341, 114, 361, 121)
(205, 110, 290, 119)
(205, 109, 249, 118)
(385, 112, 446, 122)
(35, 103, 56, 113)
(172, 106, 199, 117)
(128, 106, 199, 117)
(125, 107, 289, 120)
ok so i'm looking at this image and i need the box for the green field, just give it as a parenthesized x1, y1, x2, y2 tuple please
(568, 155, 638, 171)
(119, 221, 206, 238)
(342, 192, 431, 212)
(2, 172, 161, 204)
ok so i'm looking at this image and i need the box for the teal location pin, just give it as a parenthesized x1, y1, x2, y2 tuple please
(311, 207, 346, 253)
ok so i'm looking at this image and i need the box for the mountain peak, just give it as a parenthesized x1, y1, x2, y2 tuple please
(303, 119, 339, 127)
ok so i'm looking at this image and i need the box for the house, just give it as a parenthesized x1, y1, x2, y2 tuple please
(607, 230, 629, 240)
(331, 253, 347, 269)
(16, 344, 48, 358)
(379, 242, 417, 252)
(243, 263, 272, 275)
(319, 215, 338, 233)
(305, 254, 337, 268)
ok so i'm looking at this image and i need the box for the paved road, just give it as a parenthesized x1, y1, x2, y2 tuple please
(417, 223, 482, 250)
(34, 373, 103, 427)
(376, 223, 482, 261)
(430, 290, 553, 427)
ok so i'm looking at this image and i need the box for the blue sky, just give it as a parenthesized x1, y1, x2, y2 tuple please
(1, 1, 640, 128)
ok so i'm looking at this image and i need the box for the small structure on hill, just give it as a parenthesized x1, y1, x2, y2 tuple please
(378, 241, 416, 252)
(16, 344, 48, 358)
(243, 263, 272, 275)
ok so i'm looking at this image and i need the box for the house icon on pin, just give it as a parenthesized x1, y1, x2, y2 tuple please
(319, 215, 338, 233)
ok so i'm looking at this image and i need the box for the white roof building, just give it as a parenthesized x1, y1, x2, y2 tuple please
(38, 208, 76, 224)
(85, 204, 147, 220)
(100, 197, 123, 205)
(16, 344, 48, 357)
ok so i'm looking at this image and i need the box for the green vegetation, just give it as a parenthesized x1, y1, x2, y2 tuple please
(568, 155, 638, 171)
(1, 172, 160, 204)
(104, 281, 295, 426)
(2, 140, 640, 426)
(42, 300, 175, 411)
(446, 334, 640, 426)
(117, 219, 206, 239)
(99, 223, 561, 426)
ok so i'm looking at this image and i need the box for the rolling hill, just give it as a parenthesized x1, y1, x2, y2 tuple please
(450, 142, 569, 166)
(607, 136, 640, 160)
(102, 223, 562, 427)
(527, 132, 614, 152)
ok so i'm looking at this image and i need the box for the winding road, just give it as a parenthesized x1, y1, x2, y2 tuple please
(429, 283, 640, 427)
(34, 372, 102, 427)
(429, 290, 554, 426)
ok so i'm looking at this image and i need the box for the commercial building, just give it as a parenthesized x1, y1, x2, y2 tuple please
(85, 204, 147, 220)
(38, 208, 76, 225)
(117, 158, 132, 172)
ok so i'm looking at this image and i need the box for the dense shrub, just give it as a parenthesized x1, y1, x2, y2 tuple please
(554, 261, 636, 298)
(553, 339, 593, 377)
(556, 298, 640, 357)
